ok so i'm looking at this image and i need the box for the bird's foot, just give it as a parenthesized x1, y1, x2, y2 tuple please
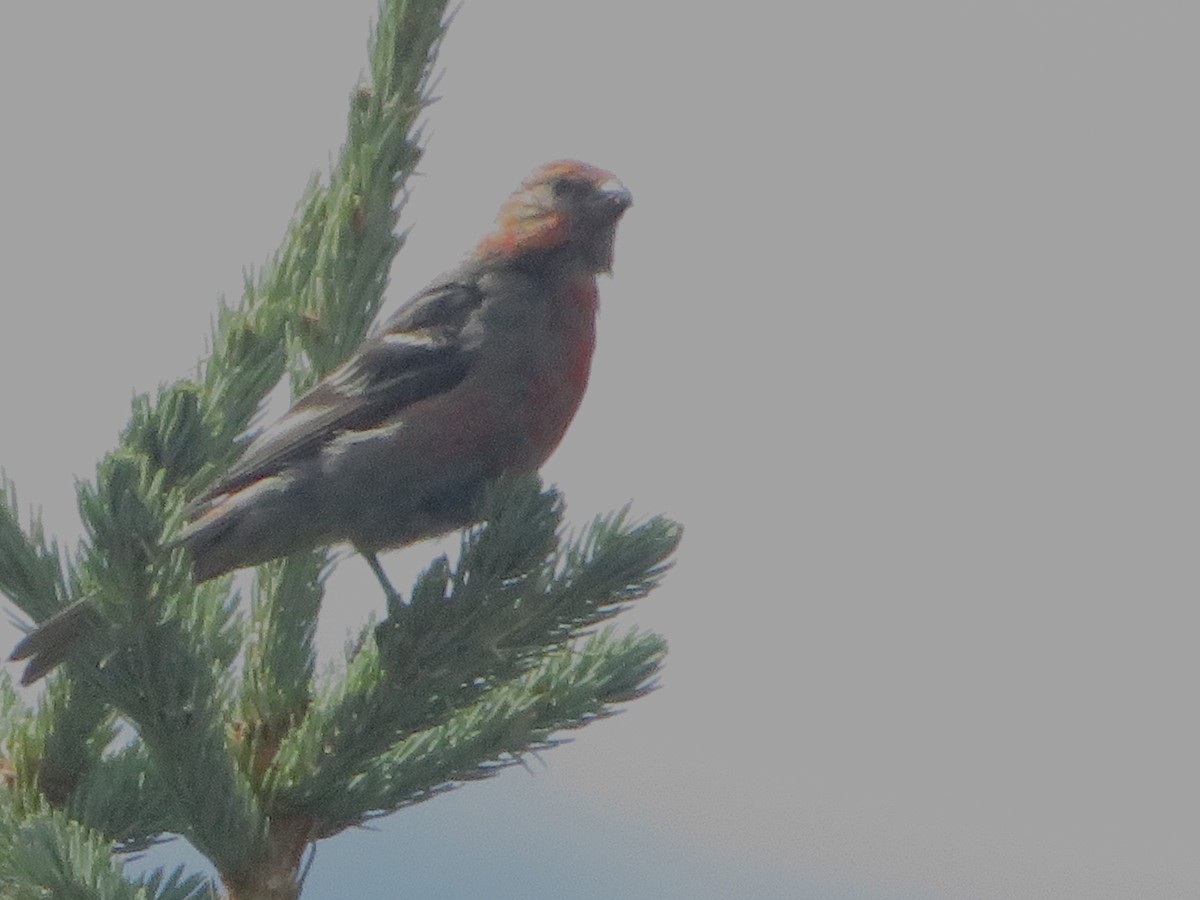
(362, 551, 405, 611)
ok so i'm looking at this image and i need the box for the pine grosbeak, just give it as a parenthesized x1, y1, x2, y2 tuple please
(11, 160, 631, 681)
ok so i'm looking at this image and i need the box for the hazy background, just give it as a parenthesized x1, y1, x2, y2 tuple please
(1, 3, 1197, 898)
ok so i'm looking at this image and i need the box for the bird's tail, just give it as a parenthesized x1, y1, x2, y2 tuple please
(9, 599, 105, 685)
(177, 481, 319, 583)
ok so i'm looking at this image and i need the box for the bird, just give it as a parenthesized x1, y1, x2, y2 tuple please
(10, 160, 632, 682)
(180, 159, 631, 593)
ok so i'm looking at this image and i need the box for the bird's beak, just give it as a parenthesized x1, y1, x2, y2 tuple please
(597, 177, 633, 215)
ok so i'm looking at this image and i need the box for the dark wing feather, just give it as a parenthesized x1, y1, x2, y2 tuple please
(190, 279, 485, 507)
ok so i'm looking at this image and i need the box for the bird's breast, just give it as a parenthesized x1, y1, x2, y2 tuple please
(368, 275, 599, 477)
(517, 277, 598, 468)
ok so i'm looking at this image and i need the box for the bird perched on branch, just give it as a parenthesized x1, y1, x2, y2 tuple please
(181, 160, 631, 593)
(11, 160, 632, 682)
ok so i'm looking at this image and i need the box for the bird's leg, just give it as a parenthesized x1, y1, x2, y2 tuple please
(362, 550, 404, 609)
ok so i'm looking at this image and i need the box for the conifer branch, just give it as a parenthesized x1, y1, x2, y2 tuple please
(316, 628, 666, 833)
(0, 2, 680, 897)
(264, 478, 680, 819)
(0, 798, 156, 899)
(0, 473, 70, 623)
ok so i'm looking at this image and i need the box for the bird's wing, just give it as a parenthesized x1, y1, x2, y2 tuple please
(191, 278, 486, 506)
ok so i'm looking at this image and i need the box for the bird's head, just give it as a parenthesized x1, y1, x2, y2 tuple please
(477, 160, 633, 273)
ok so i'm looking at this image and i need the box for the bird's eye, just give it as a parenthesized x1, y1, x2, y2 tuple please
(550, 178, 590, 199)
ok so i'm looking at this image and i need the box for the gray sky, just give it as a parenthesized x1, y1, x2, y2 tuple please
(1, 3, 1198, 898)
